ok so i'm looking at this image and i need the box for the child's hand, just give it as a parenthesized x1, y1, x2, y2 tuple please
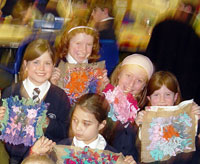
(191, 102, 200, 120)
(124, 155, 136, 164)
(0, 106, 6, 121)
(44, 117, 50, 127)
(50, 67, 61, 85)
(101, 69, 110, 87)
(31, 136, 55, 155)
(97, 69, 110, 89)
(135, 111, 146, 126)
(42, 117, 50, 133)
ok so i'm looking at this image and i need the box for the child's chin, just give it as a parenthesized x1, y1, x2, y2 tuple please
(75, 135, 83, 140)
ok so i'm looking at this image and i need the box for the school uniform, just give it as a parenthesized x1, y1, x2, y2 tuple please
(110, 122, 139, 162)
(58, 134, 118, 153)
(103, 84, 139, 161)
(1, 78, 71, 164)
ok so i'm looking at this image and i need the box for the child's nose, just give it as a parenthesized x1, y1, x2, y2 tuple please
(129, 79, 136, 88)
(79, 44, 87, 53)
(38, 63, 45, 70)
(160, 95, 165, 102)
(76, 123, 82, 131)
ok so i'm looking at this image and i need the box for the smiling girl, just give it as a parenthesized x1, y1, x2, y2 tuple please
(135, 71, 200, 163)
(103, 54, 154, 162)
(0, 39, 71, 164)
(50, 18, 109, 104)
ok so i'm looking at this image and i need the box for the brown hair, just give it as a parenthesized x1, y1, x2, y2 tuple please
(70, 93, 110, 139)
(21, 154, 54, 164)
(92, 0, 114, 17)
(20, 39, 54, 80)
(147, 71, 182, 105)
(110, 63, 148, 108)
(74, 93, 109, 123)
(56, 18, 100, 62)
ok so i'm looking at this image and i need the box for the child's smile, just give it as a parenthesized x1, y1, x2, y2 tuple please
(118, 65, 147, 96)
(148, 85, 178, 106)
(68, 33, 94, 63)
(24, 51, 53, 86)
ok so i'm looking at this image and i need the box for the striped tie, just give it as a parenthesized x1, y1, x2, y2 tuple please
(32, 88, 40, 103)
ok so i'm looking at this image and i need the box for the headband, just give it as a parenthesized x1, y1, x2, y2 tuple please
(68, 26, 96, 34)
(122, 54, 154, 80)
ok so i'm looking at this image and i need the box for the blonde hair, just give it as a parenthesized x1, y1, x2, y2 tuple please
(110, 63, 148, 108)
(21, 154, 54, 164)
(56, 18, 100, 63)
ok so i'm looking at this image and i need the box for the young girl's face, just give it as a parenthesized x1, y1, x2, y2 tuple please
(71, 106, 105, 144)
(147, 85, 178, 106)
(68, 32, 94, 63)
(24, 51, 53, 86)
(118, 65, 147, 96)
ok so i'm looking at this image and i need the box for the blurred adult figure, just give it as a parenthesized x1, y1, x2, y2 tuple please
(90, 0, 116, 40)
(11, 0, 42, 26)
(146, 2, 200, 105)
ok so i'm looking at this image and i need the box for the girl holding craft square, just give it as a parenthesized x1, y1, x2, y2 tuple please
(29, 93, 136, 164)
(0, 39, 71, 164)
(50, 18, 109, 105)
(135, 71, 200, 164)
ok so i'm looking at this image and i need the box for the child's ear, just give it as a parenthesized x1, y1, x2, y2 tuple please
(23, 60, 27, 67)
(147, 96, 151, 101)
(98, 120, 106, 131)
(174, 93, 178, 103)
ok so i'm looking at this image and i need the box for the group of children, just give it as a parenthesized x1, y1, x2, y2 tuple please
(0, 17, 200, 164)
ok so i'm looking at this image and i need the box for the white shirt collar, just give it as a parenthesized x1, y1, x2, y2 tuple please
(100, 17, 114, 22)
(73, 134, 107, 150)
(23, 78, 50, 101)
(66, 54, 88, 64)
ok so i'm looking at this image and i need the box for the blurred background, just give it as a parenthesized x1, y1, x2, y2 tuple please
(0, 0, 200, 103)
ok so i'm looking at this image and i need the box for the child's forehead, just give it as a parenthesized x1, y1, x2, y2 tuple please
(121, 64, 147, 74)
(153, 84, 174, 93)
(73, 106, 96, 120)
(71, 32, 94, 39)
(32, 50, 53, 61)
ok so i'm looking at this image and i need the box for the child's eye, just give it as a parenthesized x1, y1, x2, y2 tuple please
(72, 118, 78, 123)
(45, 62, 52, 65)
(153, 93, 159, 97)
(137, 79, 143, 83)
(87, 43, 93, 46)
(33, 61, 39, 64)
(166, 93, 172, 97)
(83, 122, 91, 126)
(126, 74, 131, 78)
